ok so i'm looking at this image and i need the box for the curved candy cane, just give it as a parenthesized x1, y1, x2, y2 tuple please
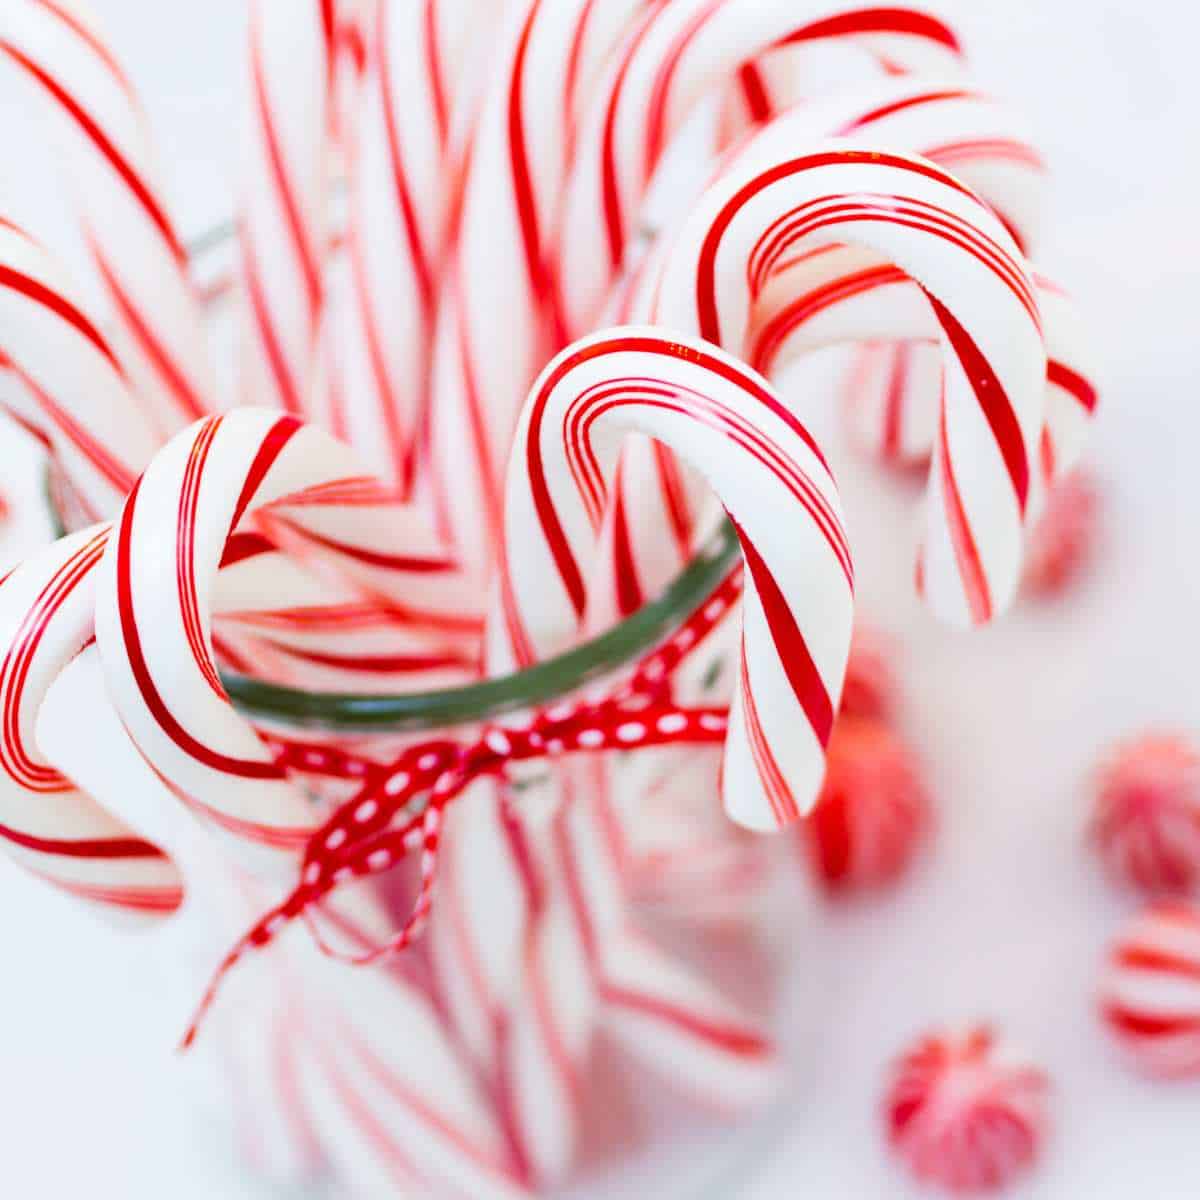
(0, 219, 159, 520)
(239, 0, 334, 419)
(0, 526, 182, 915)
(498, 327, 853, 831)
(644, 143, 1047, 627)
(557, 0, 965, 338)
(92, 409, 472, 862)
(0, 0, 213, 435)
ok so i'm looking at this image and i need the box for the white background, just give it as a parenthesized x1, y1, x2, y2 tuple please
(1, 2, 1198, 1197)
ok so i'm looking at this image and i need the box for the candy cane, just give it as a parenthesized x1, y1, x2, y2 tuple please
(643, 143, 1046, 627)
(587, 76, 1054, 628)
(337, 0, 497, 492)
(92, 409, 472, 862)
(557, 1, 965, 339)
(0, 526, 183, 915)
(498, 327, 853, 831)
(0, 219, 159, 520)
(238, 0, 335, 419)
(426, 0, 647, 578)
(0, 0, 214, 435)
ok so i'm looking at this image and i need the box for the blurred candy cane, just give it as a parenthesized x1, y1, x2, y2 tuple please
(498, 327, 853, 830)
(643, 143, 1046, 627)
(0, 0, 214, 435)
(339, 0, 513, 493)
(92, 409, 473, 863)
(557, 1, 965, 339)
(238, 0, 335, 419)
(0, 218, 159, 520)
(0, 526, 183, 915)
(427, 0, 647, 577)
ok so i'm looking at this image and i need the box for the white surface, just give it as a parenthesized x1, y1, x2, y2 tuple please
(1, 2, 1198, 1198)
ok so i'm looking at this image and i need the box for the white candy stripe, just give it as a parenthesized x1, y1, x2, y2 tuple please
(647, 143, 1045, 627)
(0, 220, 160, 519)
(557, 0, 965, 338)
(427, 0, 645, 578)
(239, 0, 334, 419)
(0, 0, 213, 435)
(92, 410, 470, 861)
(0, 526, 182, 915)
(499, 328, 852, 830)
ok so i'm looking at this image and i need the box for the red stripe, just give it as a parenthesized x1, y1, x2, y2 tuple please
(737, 62, 773, 124)
(0, 41, 185, 265)
(935, 402, 991, 623)
(601, 981, 769, 1056)
(229, 413, 301, 532)
(695, 150, 986, 344)
(0, 821, 165, 859)
(89, 237, 206, 422)
(776, 7, 961, 53)
(422, 0, 449, 144)
(736, 522, 835, 749)
(0, 263, 122, 373)
(839, 87, 974, 133)
(1047, 359, 1098, 415)
(270, 518, 457, 573)
(240, 226, 303, 414)
(219, 531, 276, 568)
(32, 0, 137, 99)
(927, 292, 1030, 511)
(1113, 945, 1200, 982)
(115, 475, 286, 780)
(610, 466, 646, 617)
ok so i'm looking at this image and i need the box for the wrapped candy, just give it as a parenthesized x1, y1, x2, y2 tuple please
(884, 1025, 1050, 1194)
(1090, 732, 1200, 898)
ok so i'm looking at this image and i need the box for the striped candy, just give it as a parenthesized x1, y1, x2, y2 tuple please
(0, 219, 160, 521)
(1090, 732, 1200, 898)
(498, 327, 853, 831)
(1100, 902, 1200, 1078)
(0, 526, 183, 915)
(238, 0, 335, 419)
(646, 142, 1046, 627)
(0, 0, 214, 436)
(884, 1025, 1050, 1193)
(92, 409, 474, 864)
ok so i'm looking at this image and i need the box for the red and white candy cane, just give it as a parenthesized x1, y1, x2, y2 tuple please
(1100, 902, 1200, 1079)
(0, 218, 159, 521)
(497, 327, 853, 830)
(0, 0, 214, 436)
(427, 0, 647, 577)
(91, 409, 470, 863)
(0, 526, 183, 916)
(644, 143, 1046, 627)
(884, 1025, 1050, 1194)
(338, 0, 506, 493)
(557, 0, 965, 339)
(239, 0, 335, 418)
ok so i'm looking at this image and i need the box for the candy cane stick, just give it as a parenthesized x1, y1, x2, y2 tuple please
(0, 219, 159, 520)
(239, 0, 335, 419)
(339, 0, 511, 493)
(0, 0, 214, 435)
(641, 143, 1046, 627)
(0, 526, 183, 915)
(427, 0, 647, 578)
(92, 409, 471, 863)
(557, 1, 965, 339)
(498, 327, 853, 830)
